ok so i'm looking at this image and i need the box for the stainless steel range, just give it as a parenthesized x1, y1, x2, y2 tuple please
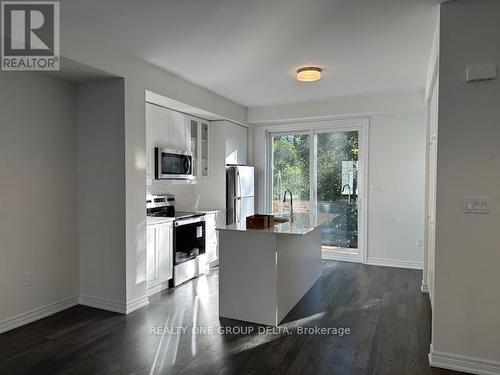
(147, 195, 207, 286)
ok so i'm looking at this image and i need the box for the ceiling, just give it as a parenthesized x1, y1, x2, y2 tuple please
(60, 0, 439, 107)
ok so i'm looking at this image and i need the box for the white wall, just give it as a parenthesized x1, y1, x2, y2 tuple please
(248, 90, 423, 124)
(422, 9, 440, 300)
(368, 111, 426, 267)
(425, 78, 438, 306)
(59, 30, 247, 305)
(252, 93, 426, 268)
(77, 79, 127, 307)
(431, 0, 500, 365)
(0, 72, 78, 326)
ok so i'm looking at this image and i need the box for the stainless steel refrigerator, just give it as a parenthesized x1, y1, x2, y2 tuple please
(226, 165, 255, 225)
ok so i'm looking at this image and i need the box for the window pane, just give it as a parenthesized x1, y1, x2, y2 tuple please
(317, 131, 359, 250)
(272, 134, 310, 214)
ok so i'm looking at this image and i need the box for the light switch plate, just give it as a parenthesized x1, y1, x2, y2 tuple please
(464, 197, 490, 214)
(466, 64, 497, 82)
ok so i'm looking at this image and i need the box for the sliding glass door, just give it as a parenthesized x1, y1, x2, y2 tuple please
(317, 130, 360, 261)
(269, 122, 365, 263)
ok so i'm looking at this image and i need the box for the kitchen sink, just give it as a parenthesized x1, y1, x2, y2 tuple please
(274, 216, 290, 224)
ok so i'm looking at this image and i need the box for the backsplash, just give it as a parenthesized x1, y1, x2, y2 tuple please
(147, 181, 201, 210)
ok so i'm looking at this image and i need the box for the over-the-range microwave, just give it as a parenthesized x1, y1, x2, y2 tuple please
(155, 147, 194, 180)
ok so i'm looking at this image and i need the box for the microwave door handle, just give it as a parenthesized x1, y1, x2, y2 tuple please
(155, 148, 159, 179)
(184, 156, 191, 174)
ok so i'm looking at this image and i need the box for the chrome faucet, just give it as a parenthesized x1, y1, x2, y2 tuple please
(342, 184, 352, 204)
(282, 189, 294, 222)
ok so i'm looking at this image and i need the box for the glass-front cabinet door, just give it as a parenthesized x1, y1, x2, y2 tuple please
(190, 120, 198, 176)
(189, 117, 209, 180)
(201, 122, 209, 178)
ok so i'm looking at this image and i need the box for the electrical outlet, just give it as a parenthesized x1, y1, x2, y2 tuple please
(23, 272, 32, 287)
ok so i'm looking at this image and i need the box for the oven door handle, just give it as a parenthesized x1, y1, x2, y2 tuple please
(175, 217, 205, 226)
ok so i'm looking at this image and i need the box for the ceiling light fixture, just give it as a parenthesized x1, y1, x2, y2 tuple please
(296, 66, 322, 82)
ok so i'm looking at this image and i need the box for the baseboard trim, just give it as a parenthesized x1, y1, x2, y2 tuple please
(147, 281, 170, 297)
(79, 295, 149, 314)
(366, 257, 423, 270)
(0, 295, 78, 334)
(126, 296, 149, 314)
(421, 282, 429, 293)
(79, 295, 126, 314)
(429, 344, 500, 375)
(322, 252, 362, 263)
(1, 293, 150, 334)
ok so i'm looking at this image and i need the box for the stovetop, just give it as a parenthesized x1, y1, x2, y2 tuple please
(173, 211, 205, 219)
(147, 209, 205, 220)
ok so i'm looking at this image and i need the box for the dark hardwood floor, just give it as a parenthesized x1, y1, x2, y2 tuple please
(0, 261, 466, 375)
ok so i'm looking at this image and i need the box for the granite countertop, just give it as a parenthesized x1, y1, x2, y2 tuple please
(217, 212, 338, 236)
(175, 208, 226, 214)
(197, 208, 226, 214)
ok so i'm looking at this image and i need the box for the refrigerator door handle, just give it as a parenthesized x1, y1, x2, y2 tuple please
(237, 171, 242, 199)
(235, 197, 241, 224)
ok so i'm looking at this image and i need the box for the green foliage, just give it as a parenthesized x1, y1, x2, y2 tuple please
(317, 131, 358, 201)
(272, 131, 359, 248)
(272, 134, 310, 201)
(272, 132, 358, 202)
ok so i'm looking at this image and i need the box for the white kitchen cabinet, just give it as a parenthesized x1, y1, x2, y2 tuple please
(189, 116, 210, 179)
(146, 102, 173, 181)
(147, 102, 171, 148)
(145, 105, 155, 181)
(146, 226, 157, 289)
(146, 102, 171, 180)
(146, 221, 173, 295)
(211, 120, 247, 165)
(205, 210, 225, 266)
(171, 110, 188, 150)
(201, 121, 209, 178)
(206, 213, 217, 264)
(146, 101, 211, 182)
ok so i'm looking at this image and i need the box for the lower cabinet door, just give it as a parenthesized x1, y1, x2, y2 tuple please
(146, 226, 158, 289)
(205, 213, 217, 262)
(157, 222, 173, 283)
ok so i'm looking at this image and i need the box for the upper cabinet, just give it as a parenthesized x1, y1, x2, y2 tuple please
(201, 121, 209, 178)
(146, 102, 188, 151)
(146, 102, 171, 149)
(190, 119, 198, 176)
(171, 110, 189, 150)
(146, 102, 210, 181)
(188, 117, 210, 180)
(211, 120, 247, 165)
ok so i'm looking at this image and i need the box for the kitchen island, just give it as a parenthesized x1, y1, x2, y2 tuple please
(216, 212, 335, 326)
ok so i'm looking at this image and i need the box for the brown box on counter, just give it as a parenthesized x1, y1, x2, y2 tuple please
(246, 214, 274, 229)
